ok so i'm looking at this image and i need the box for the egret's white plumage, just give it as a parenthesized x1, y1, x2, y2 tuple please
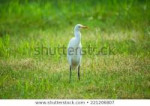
(67, 24, 87, 81)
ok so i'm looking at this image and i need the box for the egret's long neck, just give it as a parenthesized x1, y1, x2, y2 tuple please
(74, 29, 81, 44)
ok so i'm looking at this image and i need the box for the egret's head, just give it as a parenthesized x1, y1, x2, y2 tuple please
(74, 24, 88, 31)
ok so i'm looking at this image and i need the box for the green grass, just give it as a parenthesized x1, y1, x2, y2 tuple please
(0, 0, 150, 98)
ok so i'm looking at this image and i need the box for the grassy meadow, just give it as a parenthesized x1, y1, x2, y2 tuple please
(0, 0, 150, 98)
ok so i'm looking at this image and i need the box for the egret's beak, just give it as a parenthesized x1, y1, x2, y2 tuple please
(81, 26, 88, 29)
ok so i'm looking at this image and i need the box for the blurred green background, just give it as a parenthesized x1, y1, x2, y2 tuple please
(0, 0, 150, 98)
(0, 0, 149, 34)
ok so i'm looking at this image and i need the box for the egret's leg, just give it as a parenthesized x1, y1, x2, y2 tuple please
(78, 65, 80, 80)
(69, 66, 72, 82)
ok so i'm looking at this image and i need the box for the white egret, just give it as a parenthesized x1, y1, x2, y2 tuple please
(67, 24, 88, 81)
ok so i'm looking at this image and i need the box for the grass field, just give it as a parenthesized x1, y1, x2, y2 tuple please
(0, 0, 150, 98)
